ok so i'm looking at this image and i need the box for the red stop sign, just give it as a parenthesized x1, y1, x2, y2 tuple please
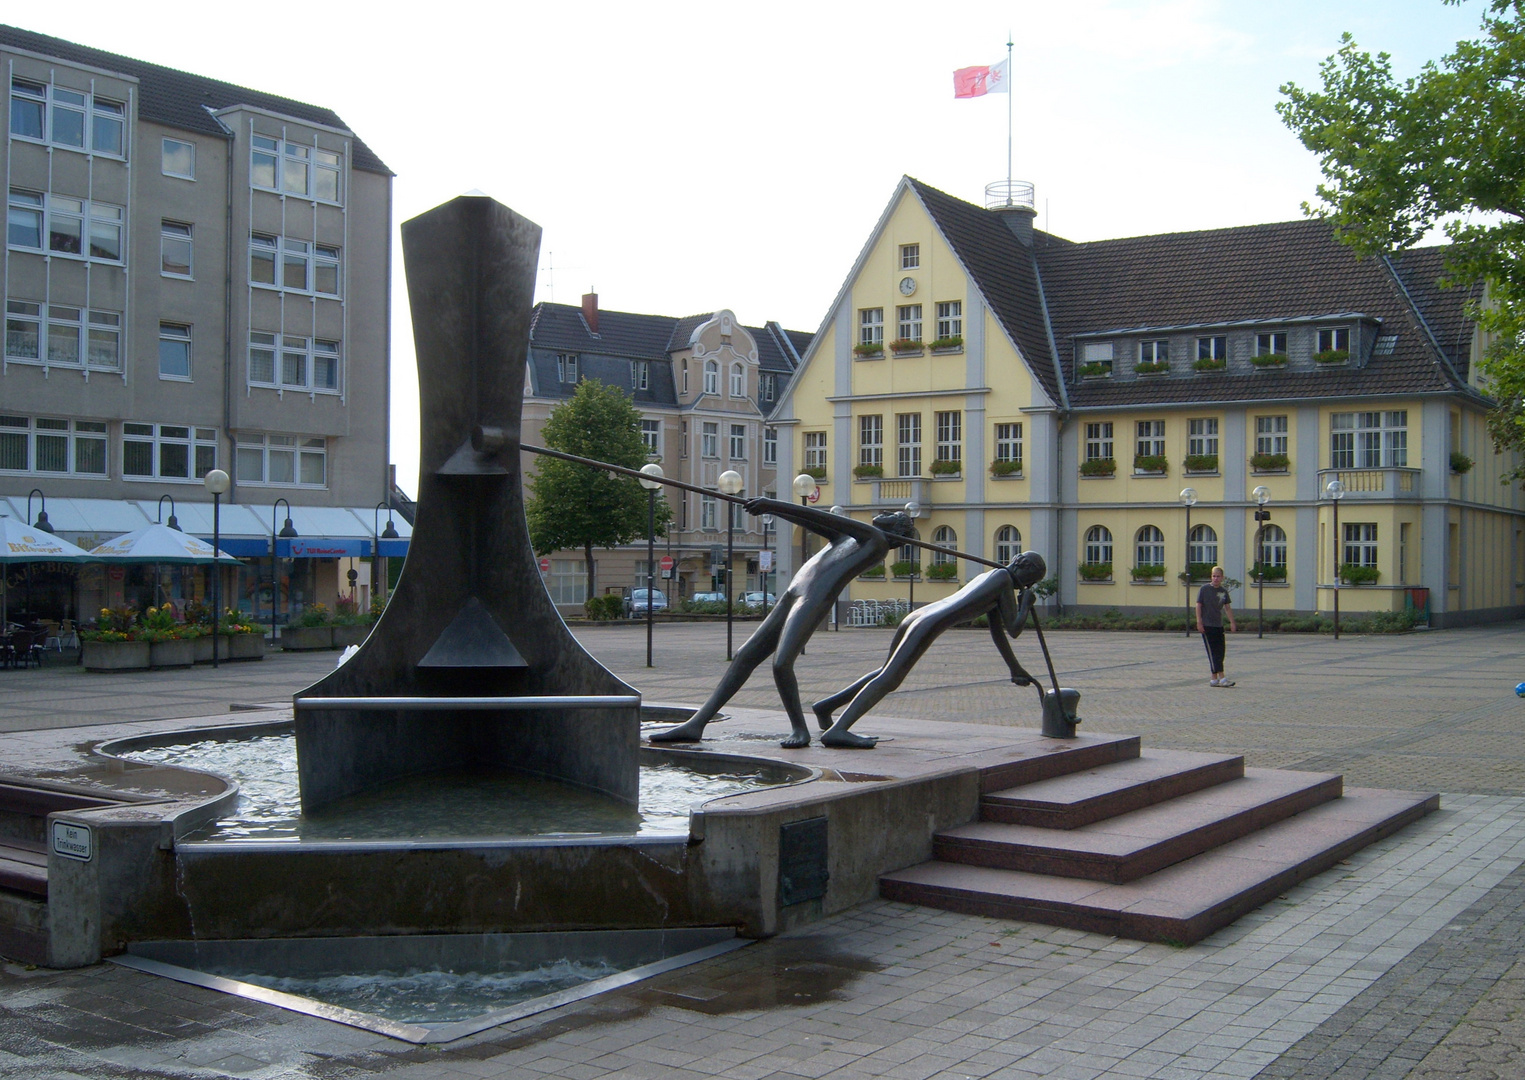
(660, 555, 675, 572)
(538, 557, 551, 573)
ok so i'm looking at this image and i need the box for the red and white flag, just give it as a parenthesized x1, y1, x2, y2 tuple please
(953, 57, 1010, 98)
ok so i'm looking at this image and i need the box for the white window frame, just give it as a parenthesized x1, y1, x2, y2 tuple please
(936, 301, 962, 340)
(804, 430, 828, 470)
(994, 422, 1023, 466)
(549, 560, 588, 605)
(700, 495, 718, 531)
(1082, 342, 1114, 373)
(859, 308, 883, 346)
(640, 418, 661, 455)
(1256, 415, 1289, 456)
(8, 189, 124, 263)
(1260, 524, 1288, 572)
(1188, 524, 1218, 567)
(1318, 327, 1350, 353)
(158, 323, 192, 380)
(4, 301, 120, 370)
(556, 353, 579, 383)
(633, 360, 649, 390)
(1135, 525, 1165, 568)
(900, 244, 920, 270)
(161, 221, 193, 279)
(729, 423, 746, 460)
(995, 525, 1022, 563)
(252, 135, 344, 203)
(704, 360, 719, 395)
(897, 304, 922, 343)
(249, 233, 340, 296)
(1197, 335, 1227, 361)
(896, 413, 921, 477)
(234, 432, 327, 488)
(1331, 411, 1407, 468)
(701, 421, 719, 458)
(1343, 522, 1378, 568)
(1084, 525, 1113, 566)
(1256, 331, 1288, 356)
(0, 414, 108, 476)
(1085, 421, 1113, 462)
(1140, 340, 1168, 363)
(730, 362, 745, 398)
(934, 410, 961, 464)
(931, 526, 958, 567)
(122, 422, 217, 482)
(761, 373, 776, 402)
(247, 332, 340, 393)
(859, 414, 883, 469)
(1136, 419, 1165, 459)
(763, 426, 778, 465)
(9, 80, 124, 157)
(1188, 417, 1219, 457)
(162, 137, 196, 179)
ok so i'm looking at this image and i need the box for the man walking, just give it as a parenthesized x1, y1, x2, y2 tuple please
(1196, 565, 1237, 686)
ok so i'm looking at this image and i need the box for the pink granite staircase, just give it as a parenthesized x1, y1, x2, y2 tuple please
(880, 744, 1437, 944)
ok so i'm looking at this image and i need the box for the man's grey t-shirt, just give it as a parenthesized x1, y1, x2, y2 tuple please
(1197, 583, 1231, 628)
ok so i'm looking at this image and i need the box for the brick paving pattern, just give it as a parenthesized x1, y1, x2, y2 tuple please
(0, 621, 1521, 1078)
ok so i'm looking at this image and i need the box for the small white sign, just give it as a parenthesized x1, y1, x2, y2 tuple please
(52, 821, 92, 862)
(760, 551, 773, 571)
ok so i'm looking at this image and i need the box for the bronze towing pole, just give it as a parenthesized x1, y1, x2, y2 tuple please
(521, 444, 1067, 707)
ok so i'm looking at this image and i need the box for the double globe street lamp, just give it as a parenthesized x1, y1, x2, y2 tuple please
(718, 470, 744, 660)
(1325, 478, 1346, 639)
(1179, 487, 1198, 636)
(203, 469, 231, 667)
(638, 463, 664, 668)
(1252, 485, 1271, 639)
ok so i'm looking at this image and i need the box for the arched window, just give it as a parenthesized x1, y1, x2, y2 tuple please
(1135, 525, 1165, 569)
(931, 525, 958, 566)
(994, 525, 1022, 563)
(1084, 525, 1113, 565)
(897, 528, 921, 574)
(1256, 524, 1287, 579)
(703, 359, 719, 395)
(730, 362, 745, 397)
(1188, 523, 1218, 567)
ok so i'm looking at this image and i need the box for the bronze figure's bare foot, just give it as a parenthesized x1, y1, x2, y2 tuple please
(649, 721, 704, 743)
(780, 726, 811, 749)
(813, 703, 834, 731)
(821, 728, 878, 749)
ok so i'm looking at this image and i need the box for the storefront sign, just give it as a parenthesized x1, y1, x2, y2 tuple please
(278, 538, 368, 558)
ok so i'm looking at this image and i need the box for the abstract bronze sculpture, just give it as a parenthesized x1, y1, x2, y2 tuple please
(651, 497, 913, 748)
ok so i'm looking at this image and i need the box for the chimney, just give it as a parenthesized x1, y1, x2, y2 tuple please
(984, 181, 1037, 247)
(994, 204, 1037, 247)
(582, 292, 599, 334)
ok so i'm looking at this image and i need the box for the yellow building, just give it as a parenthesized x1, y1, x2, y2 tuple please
(771, 177, 1524, 628)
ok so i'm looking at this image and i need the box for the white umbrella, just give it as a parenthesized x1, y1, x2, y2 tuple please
(87, 523, 241, 565)
(0, 516, 92, 626)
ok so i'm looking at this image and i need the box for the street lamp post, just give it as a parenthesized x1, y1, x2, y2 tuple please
(761, 514, 774, 615)
(1252, 485, 1271, 640)
(270, 499, 298, 648)
(372, 501, 399, 612)
(1180, 487, 1198, 636)
(203, 470, 231, 668)
(904, 501, 922, 614)
(792, 473, 816, 572)
(1326, 478, 1345, 639)
(718, 470, 744, 660)
(156, 494, 181, 530)
(639, 464, 664, 668)
(24, 489, 52, 624)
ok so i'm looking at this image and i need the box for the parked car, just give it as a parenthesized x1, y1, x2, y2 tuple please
(624, 589, 668, 616)
(743, 592, 776, 606)
(689, 591, 727, 603)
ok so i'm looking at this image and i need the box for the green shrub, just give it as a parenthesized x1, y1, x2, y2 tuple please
(1250, 562, 1288, 582)
(583, 595, 624, 620)
(1314, 348, 1350, 364)
(801, 465, 826, 480)
(1080, 457, 1117, 477)
(859, 564, 885, 578)
(853, 463, 884, 478)
(930, 459, 962, 476)
(890, 560, 921, 578)
(990, 459, 1022, 476)
(1183, 454, 1219, 473)
(1250, 452, 1290, 471)
(1250, 353, 1288, 367)
(853, 342, 884, 357)
(1133, 454, 1168, 473)
(1450, 451, 1474, 474)
(928, 336, 964, 350)
(1339, 563, 1380, 586)
(1078, 361, 1112, 378)
(1134, 360, 1170, 375)
(296, 602, 332, 627)
(927, 563, 958, 580)
(1079, 562, 1113, 581)
(1193, 357, 1226, 371)
(1130, 564, 1166, 580)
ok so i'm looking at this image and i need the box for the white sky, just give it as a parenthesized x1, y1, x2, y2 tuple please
(17, 1, 1483, 497)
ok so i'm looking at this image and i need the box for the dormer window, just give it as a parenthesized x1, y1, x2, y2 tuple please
(1318, 328, 1350, 352)
(1255, 332, 1287, 356)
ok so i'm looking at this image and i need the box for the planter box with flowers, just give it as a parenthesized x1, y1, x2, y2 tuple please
(282, 603, 337, 650)
(890, 560, 921, 580)
(331, 596, 373, 648)
(1079, 563, 1113, 583)
(889, 338, 923, 357)
(1133, 454, 1168, 475)
(1339, 564, 1381, 586)
(1251, 353, 1288, 369)
(1450, 451, 1474, 475)
(1133, 360, 1170, 376)
(930, 459, 962, 477)
(1193, 357, 1226, 372)
(927, 563, 958, 581)
(1250, 563, 1288, 583)
(853, 463, 884, 480)
(990, 459, 1023, 479)
(1250, 452, 1290, 473)
(1078, 361, 1112, 380)
(1130, 564, 1166, 582)
(929, 336, 964, 354)
(1314, 349, 1350, 366)
(1080, 457, 1117, 478)
(80, 606, 148, 671)
(1183, 454, 1219, 474)
(859, 564, 886, 580)
(852, 342, 884, 359)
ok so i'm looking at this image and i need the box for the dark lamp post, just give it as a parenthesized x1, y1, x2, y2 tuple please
(1326, 479, 1345, 639)
(718, 470, 743, 660)
(156, 494, 181, 531)
(904, 501, 922, 614)
(1252, 485, 1271, 639)
(372, 501, 398, 611)
(761, 514, 774, 615)
(203, 469, 231, 667)
(1180, 487, 1198, 636)
(792, 472, 815, 571)
(26, 488, 53, 533)
(639, 463, 664, 668)
(271, 498, 298, 647)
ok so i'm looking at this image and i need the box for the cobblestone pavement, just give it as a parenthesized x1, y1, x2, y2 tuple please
(0, 621, 1521, 1079)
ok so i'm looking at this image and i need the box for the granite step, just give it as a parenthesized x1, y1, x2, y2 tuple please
(981, 749, 1245, 829)
(0, 838, 47, 898)
(938, 768, 1343, 883)
(974, 733, 1140, 794)
(882, 788, 1439, 944)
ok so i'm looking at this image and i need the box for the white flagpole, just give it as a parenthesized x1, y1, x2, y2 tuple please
(1006, 33, 1014, 202)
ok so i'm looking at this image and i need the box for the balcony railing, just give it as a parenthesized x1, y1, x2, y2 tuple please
(868, 478, 930, 507)
(1317, 467, 1422, 499)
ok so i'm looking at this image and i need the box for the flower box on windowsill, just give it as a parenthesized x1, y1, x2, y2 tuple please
(1250, 353, 1288, 369)
(1080, 458, 1117, 478)
(1133, 454, 1168, 475)
(853, 343, 884, 359)
(930, 345, 964, 355)
(927, 565, 959, 582)
(990, 460, 1022, 479)
(801, 466, 827, 481)
(1314, 349, 1350, 366)
(1183, 454, 1219, 474)
(1250, 452, 1290, 474)
(1133, 361, 1170, 376)
(889, 339, 923, 357)
(853, 464, 884, 480)
(1078, 362, 1112, 380)
(929, 461, 962, 478)
(1130, 565, 1166, 582)
(1192, 359, 1227, 373)
(1078, 563, 1114, 584)
(928, 336, 964, 353)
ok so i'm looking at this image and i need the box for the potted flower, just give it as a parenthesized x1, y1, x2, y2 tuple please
(1080, 457, 1117, 477)
(853, 463, 884, 479)
(859, 564, 886, 579)
(891, 560, 921, 580)
(142, 604, 195, 669)
(1193, 357, 1226, 372)
(853, 341, 884, 358)
(1250, 563, 1288, 583)
(930, 459, 962, 477)
(1130, 564, 1166, 581)
(1133, 453, 1168, 474)
(889, 338, 922, 355)
(1079, 562, 1113, 582)
(1250, 353, 1288, 368)
(80, 607, 150, 671)
(1178, 563, 1218, 584)
(1133, 360, 1170, 375)
(801, 465, 827, 481)
(282, 602, 335, 650)
(927, 563, 958, 581)
(990, 459, 1022, 477)
(332, 595, 372, 648)
(1314, 348, 1350, 365)
(221, 612, 266, 660)
(929, 335, 964, 353)
(1339, 564, 1380, 586)
(1183, 453, 1219, 473)
(1450, 451, 1474, 474)
(1078, 361, 1112, 379)
(1250, 452, 1290, 472)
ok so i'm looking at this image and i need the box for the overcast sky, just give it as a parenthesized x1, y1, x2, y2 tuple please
(17, 1, 1483, 497)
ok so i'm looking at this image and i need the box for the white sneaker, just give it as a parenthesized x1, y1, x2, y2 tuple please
(1209, 678, 1221, 686)
(1215, 679, 1235, 688)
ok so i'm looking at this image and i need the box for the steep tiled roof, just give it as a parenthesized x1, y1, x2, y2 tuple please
(530, 303, 678, 359)
(1388, 246, 1480, 380)
(665, 315, 711, 353)
(908, 178, 1064, 404)
(0, 25, 389, 174)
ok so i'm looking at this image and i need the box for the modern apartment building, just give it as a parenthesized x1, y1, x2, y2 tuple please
(771, 176, 1523, 628)
(522, 295, 807, 608)
(1, 26, 399, 621)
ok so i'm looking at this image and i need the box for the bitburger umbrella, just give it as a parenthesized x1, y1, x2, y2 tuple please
(0, 516, 92, 626)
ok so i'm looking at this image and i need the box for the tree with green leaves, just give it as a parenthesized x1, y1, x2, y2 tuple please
(526, 378, 672, 600)
(1278, 0, 1525, 484)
